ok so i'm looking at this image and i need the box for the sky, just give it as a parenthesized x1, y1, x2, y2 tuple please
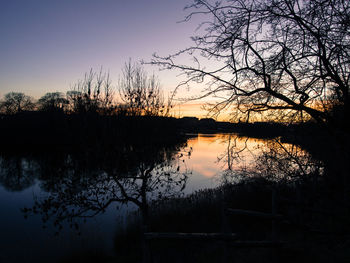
(0, 0, 210, 118)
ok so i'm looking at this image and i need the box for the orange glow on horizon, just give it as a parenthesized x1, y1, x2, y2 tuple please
(169, 102, 231, 121)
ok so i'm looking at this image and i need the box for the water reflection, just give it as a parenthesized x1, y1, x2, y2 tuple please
(0, 134, 322, 225)
(0, 156, 38, 191)
(18, 142, 191, 231)
(0, 133, 326, 262)
(214, 134, 324, 184)
(183, 134, 324, 186)
(0, 138, 190, 241)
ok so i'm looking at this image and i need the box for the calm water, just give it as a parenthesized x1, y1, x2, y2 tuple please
(0, 133, 308, 262)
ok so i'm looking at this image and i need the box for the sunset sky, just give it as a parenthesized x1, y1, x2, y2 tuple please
(0, 0, 213, 118)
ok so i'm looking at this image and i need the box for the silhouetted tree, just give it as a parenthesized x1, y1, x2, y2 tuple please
(37, 92, 69, 112)
(0, 92, 35, 114)
(67, 69, 115, 114)
(119, 60, 170, 116)
(151, 0, 350, 126)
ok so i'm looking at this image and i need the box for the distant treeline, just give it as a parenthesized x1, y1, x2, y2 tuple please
(0, 106, 321, 154)
(0, 112, 186, 153)
(0, 62, 171, 118)
(177, 116, 321, 139)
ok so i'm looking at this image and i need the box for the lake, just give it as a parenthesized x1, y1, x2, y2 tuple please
(0, 133, 312, 263)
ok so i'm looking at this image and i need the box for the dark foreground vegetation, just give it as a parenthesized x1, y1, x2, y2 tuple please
(116, 176, 350, 263)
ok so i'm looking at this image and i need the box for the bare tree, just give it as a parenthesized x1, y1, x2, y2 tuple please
(151, 0, 350, 126)
(0, 92, 35, 114)
(119, 61, 169, 116)
(37, 92, 69, 112)
(67, 69, 115, 114)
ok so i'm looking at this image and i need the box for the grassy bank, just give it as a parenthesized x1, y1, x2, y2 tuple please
(114, 175, 350, 263)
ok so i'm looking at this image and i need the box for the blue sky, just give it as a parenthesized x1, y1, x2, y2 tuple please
(0, 0, 199, 100)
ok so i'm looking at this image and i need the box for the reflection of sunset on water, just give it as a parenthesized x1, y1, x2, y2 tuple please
(186, 134, 226, 178)
(186, 134, 264, 178)
(184, 134, 306, 189)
